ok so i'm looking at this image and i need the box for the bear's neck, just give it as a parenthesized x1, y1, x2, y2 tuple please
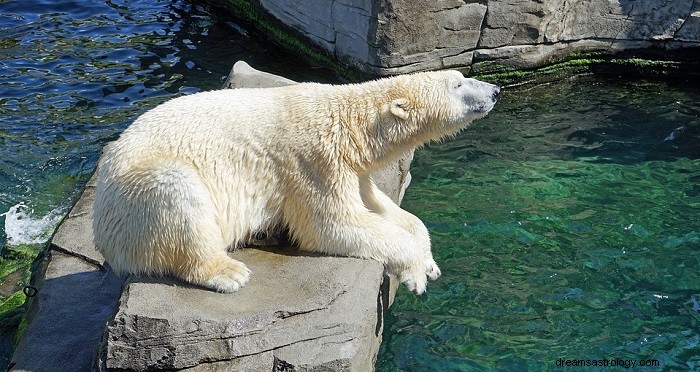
(330, 81, 439, 173)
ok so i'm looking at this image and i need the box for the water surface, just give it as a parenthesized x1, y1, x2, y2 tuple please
(377, 75, 700, 370)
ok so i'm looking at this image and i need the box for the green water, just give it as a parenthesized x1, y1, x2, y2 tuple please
(377, 75, 700, 370)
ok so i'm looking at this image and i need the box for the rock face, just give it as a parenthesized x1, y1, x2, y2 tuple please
(102, 249, 392, 371)
(10, 61, 409, 371)
(218, 0, 700, 75)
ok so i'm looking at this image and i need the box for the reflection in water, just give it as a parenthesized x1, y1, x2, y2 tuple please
(377, 75, 700, 370)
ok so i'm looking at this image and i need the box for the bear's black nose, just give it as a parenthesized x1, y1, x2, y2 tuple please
(492, 86, 501, 101)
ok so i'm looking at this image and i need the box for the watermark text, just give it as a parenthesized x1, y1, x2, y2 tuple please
(555, 358, 660, 369)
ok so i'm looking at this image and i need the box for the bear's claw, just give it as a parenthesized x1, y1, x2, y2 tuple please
(398, 258, 441, 295)
(426, 259, 442, 281)
(400, 272, 427, 295)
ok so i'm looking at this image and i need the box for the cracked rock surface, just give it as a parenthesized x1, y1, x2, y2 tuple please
(11, 61, 406, 372)
(104, 248, 392, 371)
(230, 0, 700, 75)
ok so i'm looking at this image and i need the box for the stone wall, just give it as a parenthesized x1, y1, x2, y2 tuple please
(216, 0, 700, 75)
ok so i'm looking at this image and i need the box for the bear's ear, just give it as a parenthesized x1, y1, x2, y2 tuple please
(390, 98, 410, 121)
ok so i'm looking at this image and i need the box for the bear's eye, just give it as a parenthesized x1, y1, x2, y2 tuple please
(451, 81, 462, 90)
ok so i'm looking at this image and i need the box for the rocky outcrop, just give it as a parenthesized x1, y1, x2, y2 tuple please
(471, 0, 700, 73)
(9, 175, 125, 372)
(212, 0, 700, 75)
(101, 248, 393, 371)
(10, 61, 408, 371)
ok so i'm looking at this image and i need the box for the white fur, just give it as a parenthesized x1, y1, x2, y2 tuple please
(93, 70, 499, 294)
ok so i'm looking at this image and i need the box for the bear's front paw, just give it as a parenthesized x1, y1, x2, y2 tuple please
(399, 269, 428, 295)
(398, 258, 441, 295)
(426, 258, 442, 281)
(202, 259, 251, 293)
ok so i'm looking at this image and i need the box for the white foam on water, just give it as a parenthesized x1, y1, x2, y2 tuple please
(2, 202, 65, 247)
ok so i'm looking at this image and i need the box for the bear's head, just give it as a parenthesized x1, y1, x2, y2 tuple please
(387, 70, 499, 140)
(348, 70, 500, 170)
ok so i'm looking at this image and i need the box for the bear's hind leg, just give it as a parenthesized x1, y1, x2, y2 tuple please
(150, 190, 252, 293)
(119, 158, 251, 293)
(155, 178, 251, 293)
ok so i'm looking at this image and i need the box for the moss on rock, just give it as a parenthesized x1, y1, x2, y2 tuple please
(207, 0, 366, 82)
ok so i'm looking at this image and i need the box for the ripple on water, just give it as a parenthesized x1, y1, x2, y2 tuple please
(378, 76, 700, 370)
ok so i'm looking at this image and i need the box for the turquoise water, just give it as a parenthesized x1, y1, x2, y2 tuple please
(377, 76, 700, 370)
(1, 0, 698, 370)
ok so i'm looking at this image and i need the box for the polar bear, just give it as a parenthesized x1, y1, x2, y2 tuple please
(93, 70, 499, 295)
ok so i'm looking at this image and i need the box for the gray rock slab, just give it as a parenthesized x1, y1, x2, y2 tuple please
(102, 247, 391, 370)
(11, 61, 406, 371)
(10, 250, 123, 372)
(223, 60, 296, 89)
(179, 352, 273, 371)
(49, 180, 103, 265)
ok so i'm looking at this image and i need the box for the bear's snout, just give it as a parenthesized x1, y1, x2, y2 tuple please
(492, 86, 501, 101)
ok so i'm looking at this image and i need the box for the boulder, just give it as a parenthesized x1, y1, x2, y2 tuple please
(211, 0, 700, 75)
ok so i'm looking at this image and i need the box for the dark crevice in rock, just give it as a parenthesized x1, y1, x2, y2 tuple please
(273, 356, 296, 372)
(429, 5, 463, 13)
(273, 308, 325, 320)
(375, 272, 390, 336)
(49, 243, 105, 271)
(476, 5, 489, 49)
